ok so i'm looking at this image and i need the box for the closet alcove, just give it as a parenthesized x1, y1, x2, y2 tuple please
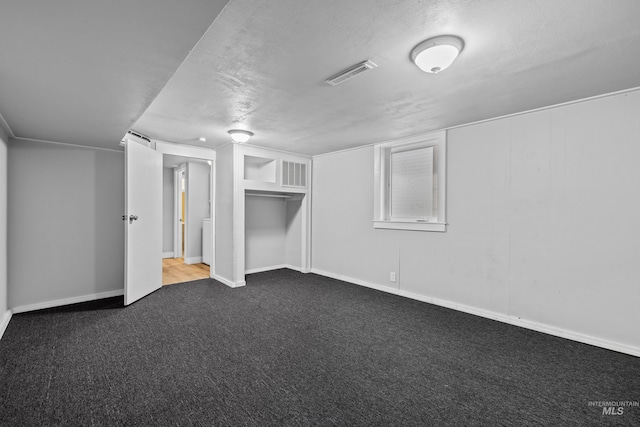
(214, 143, 311, 288)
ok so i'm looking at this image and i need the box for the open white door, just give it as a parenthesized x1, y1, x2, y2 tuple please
(125, 138, 162, 305)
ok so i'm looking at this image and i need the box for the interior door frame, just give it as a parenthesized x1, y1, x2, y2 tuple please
(156, 141, 216, 278)
(173, 166, 186, 259)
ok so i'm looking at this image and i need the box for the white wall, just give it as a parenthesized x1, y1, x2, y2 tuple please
(285, 198, 303, 269)
(185, 162, 210, 263)
(245, 196, 286, 271)
(8, 139, 124, 310)
(0, 126, 8, 336)
(215, 144, 235, 283)
(312, 148, 399, 286)
(162, 167, 174, 255)
(312, 90, 640, 356)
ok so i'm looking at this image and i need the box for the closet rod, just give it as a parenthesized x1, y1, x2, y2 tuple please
(245, 192, 293, 199)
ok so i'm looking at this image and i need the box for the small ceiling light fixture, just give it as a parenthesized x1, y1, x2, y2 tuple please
(228, 129, 254, 143)
(411, 35, 464, 74)
(198, 136, 207, 142)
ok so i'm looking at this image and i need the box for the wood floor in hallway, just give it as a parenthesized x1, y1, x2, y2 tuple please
(162, 258, 210, 285)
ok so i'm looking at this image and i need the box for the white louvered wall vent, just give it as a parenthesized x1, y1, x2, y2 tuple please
(324, 60, 377, 86)
(282, 161, 307, 188)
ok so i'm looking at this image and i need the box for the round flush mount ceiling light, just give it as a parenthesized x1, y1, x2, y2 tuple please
(228, 129, 254, 143)
(411, 35, 464, 73)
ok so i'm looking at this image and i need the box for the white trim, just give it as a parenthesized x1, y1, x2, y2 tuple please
(209, 158, 216, 279)
(373, 130, 446, 232)
(184, 164, 191, 262)
(245, 264, 308, 275)
(313, 86, 640, 159)
(11, 289, 125, 314)
(174, 166, 186, 258)
(155, 140, 216, 160)
(12, 136, 125, 153)
(373, 220, 446, 232)
(184, 256, 202, 265)
(446, 85, 640, 132)
(233, 145, 244, 283)
(285, 264, 308, 273)
(245, 264, 288, 274)
(310, 268, 640, 358)
(0, 310, 13, 340)
(162, 252, 174, 259)
(241, 141, 313, 159)
(155, 142, 216, 281)
(212, 274, 246, 288)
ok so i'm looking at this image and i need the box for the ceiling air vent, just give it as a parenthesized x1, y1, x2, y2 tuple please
(324, 60, 377, 86)
(282, 161, 307, 188)
(127, 130, 151, 143)
(120, 129, 152, 147)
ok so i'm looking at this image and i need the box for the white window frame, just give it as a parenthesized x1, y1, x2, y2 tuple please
(373, 130, 447, 232)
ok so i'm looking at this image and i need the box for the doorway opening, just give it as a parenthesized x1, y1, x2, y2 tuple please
(162, 154, 213, 286)
(176, 167, 186, 258)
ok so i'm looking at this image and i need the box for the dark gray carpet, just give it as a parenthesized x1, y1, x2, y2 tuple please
(0, 269, 638, 426)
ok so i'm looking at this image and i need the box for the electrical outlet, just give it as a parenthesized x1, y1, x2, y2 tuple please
(390, 272, 396, 283)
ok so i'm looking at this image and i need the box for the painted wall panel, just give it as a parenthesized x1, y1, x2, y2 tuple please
(214, 144, 234, 282)
(8, 139, 124, 308)
(245, 196, 286, 271)
(312, 90, 640, 352)
(285, 199, 303, 269)
(311, 147, 399, 286)
(541, 94, 640, 344)
(186, 162, 210, 261)
(507, 111, 555, 323)
(401, 119, 511, 312)
(162, 167, 174, 254)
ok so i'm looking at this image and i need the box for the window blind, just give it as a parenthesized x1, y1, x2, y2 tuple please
(390, 146, 433, 219)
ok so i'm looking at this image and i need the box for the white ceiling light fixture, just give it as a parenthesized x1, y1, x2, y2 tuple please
(199, 136, 207, 142)
(228, 129, 254, 143)
(411, 35, 464, 74)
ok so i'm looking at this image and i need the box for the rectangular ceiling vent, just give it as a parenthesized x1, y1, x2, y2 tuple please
(120, 129, 152, 147)
(127, 130, 151, 143)
(324, 60, 377, 86)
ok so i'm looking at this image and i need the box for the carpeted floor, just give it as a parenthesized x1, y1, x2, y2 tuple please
(0, 269, 638, 426)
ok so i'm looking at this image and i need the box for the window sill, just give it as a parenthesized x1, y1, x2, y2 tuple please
(373, 220, 447, 232)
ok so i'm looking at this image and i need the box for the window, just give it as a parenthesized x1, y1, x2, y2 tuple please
(373, 130, 446, 232)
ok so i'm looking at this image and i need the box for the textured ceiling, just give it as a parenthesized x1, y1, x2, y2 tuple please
(2, 1, 640, 155)
(134, 0, 640, 155)
(0, 0, 229, 150)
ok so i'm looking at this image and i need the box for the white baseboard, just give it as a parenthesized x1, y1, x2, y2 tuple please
(0, 309, 12, 340)
(162, 252, 174, 259)
(245, 264, 306, 275)
(12, 289, 125, 314)
(311, 268, 640, 358)
(285, 264, 308, 273)
(245, 264, 287, 274)
(184, 256, 202, 265)
(212, 273, 246, 288)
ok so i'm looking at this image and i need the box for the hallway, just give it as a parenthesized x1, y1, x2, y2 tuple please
(162, 258, 209, 285)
